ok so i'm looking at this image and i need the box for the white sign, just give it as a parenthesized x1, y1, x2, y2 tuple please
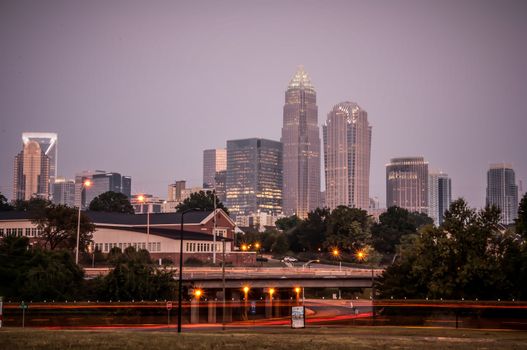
(291, 306, 305, 329)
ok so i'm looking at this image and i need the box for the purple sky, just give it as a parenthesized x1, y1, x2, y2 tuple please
(1, 0, 526, 208)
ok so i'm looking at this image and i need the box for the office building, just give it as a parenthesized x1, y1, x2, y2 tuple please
(386, 157, 429, 213)
(75, 170, 131, 209)
(203, 149, 227, 189)
(52, 177, 76, 207)
(486, 163, 518, 225)
(323, 102, 372, 210)
(225, 138, 282, 217)
(281, 66, 321, 218)
(21, 132, 58, 192)
(428, 172, 452, 226)
(13, 137, 51, 200)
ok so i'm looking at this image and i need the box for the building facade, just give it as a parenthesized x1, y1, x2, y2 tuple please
(52, 177, 76, 207)
(75, 170, 132, 209)
(21, 132, 58, 193)
(386, 157, 429, 213)
(13, 138, 51, 200)
(203, 148, 227, 189)
(281, 66, 321, 218)
(428, 172, 452, 226)
(323, 102, 372, 210)
(486, 163, 518, 225)
(225, 138, 282, 218)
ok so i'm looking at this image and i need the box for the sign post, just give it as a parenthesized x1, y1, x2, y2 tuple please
(291, 306, 305, 329)
(20, 301, 28, 328)
(166, 301, 173, 327)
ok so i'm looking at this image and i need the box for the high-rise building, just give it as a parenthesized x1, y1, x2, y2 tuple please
(131, 194, 163, 214)
(21, 132, 58, 193)
(281, 66, 321, 218)
(214, 170, 227, 204)
(386, 157, 429, 213)
(203, 149, 227, 189)
(428, 172, 452, 226)
(225, 138, 282, 218)
(75, 170, 131, 208)
(323, 102, 372, 210)
(486, 163, 518, 225)
(52, 177, 76, 207)
(13, 138, 51, 200)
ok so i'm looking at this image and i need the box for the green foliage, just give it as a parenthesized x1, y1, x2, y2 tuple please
(0, 192, 13, 211)
(516, 192, 527, 239)
(296, 208, 330, 251)
(275, 215, 301, 232)
(325, 206, 370, 251)
(271, 234, 289, 255)
(100, 247, 176, 301)
(377, 199, 526, 300)
(89, 191, 134, 214)
(372, 206, 433, 256)
(13, 197, 51, 214)
(0, 236, 84, 301)
(176, 190, 228, 214)
(32, 204, 95, 251)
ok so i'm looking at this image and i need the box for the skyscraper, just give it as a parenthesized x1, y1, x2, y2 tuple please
(203, 149, 227, 189)
(281, 66, 321, 218)
(52, 177, 76, 207)
(21, 132, 58, 192)
(428, 172, 452, 226)
(13, 138, 51, 200)
(486, 163, 518, 225)
(75, 170, 131, 208)
(386, 157, 429, 213)
(225, 138, 282, 218)
(323, 102, 372, 210)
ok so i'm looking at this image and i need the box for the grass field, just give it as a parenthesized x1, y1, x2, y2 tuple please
(1, 327, 527, 349)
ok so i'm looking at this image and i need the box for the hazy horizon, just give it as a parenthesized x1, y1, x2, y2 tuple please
(1, 0, 526, 209)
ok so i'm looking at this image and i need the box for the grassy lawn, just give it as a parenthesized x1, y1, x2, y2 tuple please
(1, 327, 527, 349)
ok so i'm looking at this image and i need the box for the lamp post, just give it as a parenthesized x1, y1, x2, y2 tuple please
(76, 179, 92, 265)
(243, 285, 250, 320)
(177, 208, 200, 333)
(294, 287, 301, 305)
(137, 195, 150, 251)
(332, 248, 341, 271)
(356, 248, 375, 320)
(302, 259, 320, 270)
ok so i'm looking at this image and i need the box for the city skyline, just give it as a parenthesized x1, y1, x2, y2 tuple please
(1, 0, 526, 208)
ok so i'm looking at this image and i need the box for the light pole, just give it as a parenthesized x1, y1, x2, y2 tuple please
(212, 189, 217, 264)
(243, 285, 250, 320)
(177, 208, 201, 333)
(302, 259, 320, 270)
(76, 179, 92, 265)
(137, 195, 150, 251)
(88, 242, 95, 268)
(356, 249, 375, 320)
(332, 248, 341, 271)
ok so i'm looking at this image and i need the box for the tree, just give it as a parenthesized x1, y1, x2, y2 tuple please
(176, 190, 228, 214)
(516, 192, 527, 239)
(0, 192, 13, 211)
(101, 247, 176, 301)
(89, 191, 134, 214)
(372, 206, 432, 257)
(325, 206, 370, 251)
(12, 197, 50, 215)
(296, 208, 330, 252)
(271, 234, 289, 255)
(32, 204, 95, 251)
(377, 199, 522, 300)
(275, 215, 301, 232)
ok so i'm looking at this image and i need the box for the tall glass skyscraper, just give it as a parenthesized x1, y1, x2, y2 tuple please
(203, 148, 227, 189)
(225, 138, 282, 218)
(386, 157, 429, 213)
(486, 163, 518, 225)
(21, 132, 58, 189)
(75, 170, 132, 209)
(428, 172, 452, 226)
(13, 138, 51, 200)
(281, 66, 321, 218)
(323, 102, 372, 210)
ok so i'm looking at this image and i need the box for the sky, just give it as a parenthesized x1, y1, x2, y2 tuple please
(1, 0, 526, 208)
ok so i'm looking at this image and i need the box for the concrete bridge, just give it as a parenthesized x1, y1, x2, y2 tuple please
(86, 266, 382, 289)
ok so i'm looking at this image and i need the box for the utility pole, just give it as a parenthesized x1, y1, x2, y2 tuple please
(222, 238, 226, 330)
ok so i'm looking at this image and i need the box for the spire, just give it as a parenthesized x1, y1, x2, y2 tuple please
(287, 65, 314, 90)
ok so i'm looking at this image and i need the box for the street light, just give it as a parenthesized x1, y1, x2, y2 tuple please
(243, 285, 250, 320)
(177, 208, 201, 334)
(76, 179, 92, 265)
(332, 248, 341, 271)
(355, 248, 375, 320)
(137, 195, 150, 251)
(302, 259, 320, 270)
(294, 287, 301, 305)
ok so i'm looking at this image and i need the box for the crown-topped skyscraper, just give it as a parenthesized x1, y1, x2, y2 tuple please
(281, 66, 321, 218)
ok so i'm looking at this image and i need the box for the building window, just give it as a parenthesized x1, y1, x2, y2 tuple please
(18, 228, 23, 237)
(156, 242, 161, 252)
(0, 228, 3, 237)
(25, 228, 31, 236)
(104, 243, 109, 252)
